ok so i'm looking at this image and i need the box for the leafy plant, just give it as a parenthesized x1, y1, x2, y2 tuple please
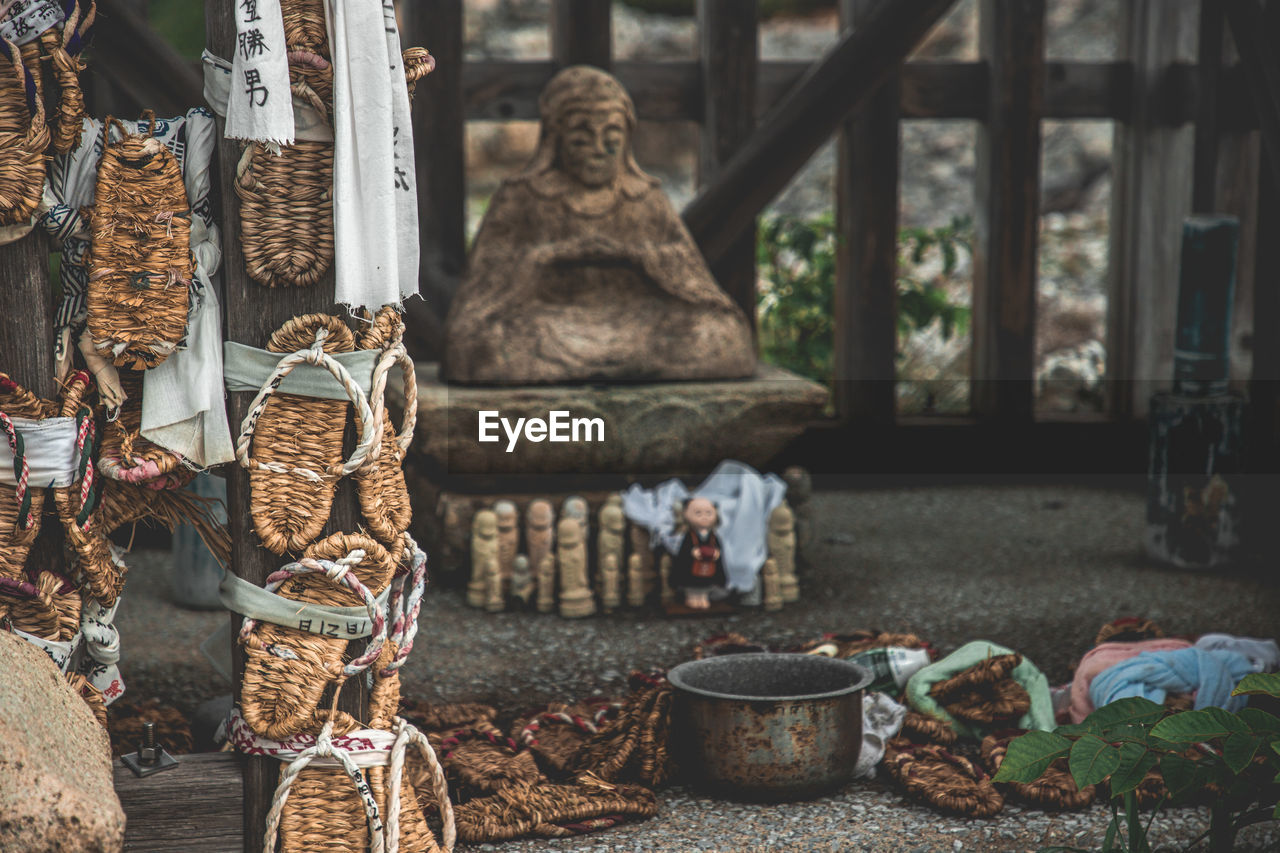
(754, 213, 972, 391)
(993, 675, 1280, 853)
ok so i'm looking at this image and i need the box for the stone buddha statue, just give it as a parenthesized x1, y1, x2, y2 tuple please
(443, 66, 756, 385)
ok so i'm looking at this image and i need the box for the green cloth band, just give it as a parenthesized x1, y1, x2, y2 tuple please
(219, 568, 390, 638)
(222, 341, 383, 401)
(904, 639, 1056, 739)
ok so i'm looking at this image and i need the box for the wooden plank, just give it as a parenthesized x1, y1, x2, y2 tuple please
(550, 0, 612, 70)
(0, 232, 56, 396)
(115, 753, 242, 853)
(401, 0, 466, 359)
(1106, 0, 1198, 419)
(834, 0, 900, 425)
(205, 3, 368, 849)
(683, 0, 957, 267)
(970, 0, 1044, 421)
(458, 60, 1133, 123)
(90, 0, 203, 117)
(697, 0, 759, 325)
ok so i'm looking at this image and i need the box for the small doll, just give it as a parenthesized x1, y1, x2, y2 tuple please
(671, 496, 727, 610)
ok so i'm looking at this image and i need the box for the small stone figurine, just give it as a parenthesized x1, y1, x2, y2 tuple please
(627, 553, 645, 607)
(629, 523, 656, 599)
(469, 510, 498, 608)
(769, 502, 799, 603)
(525, 499, 555, 581)
(537, 553, 556, 614)
(597, 502, 625, 600)
(762, 558, 782, 612)
(558, 517, 596, 618)
(511, 554, 534, 609)
(494, 500, 519, 595)
(670, 496, 727, 610)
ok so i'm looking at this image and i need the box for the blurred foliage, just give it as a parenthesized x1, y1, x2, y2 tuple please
(145, 0, 206, 61)
(755, 213, 972, 389)
(620, 0, 835, 20)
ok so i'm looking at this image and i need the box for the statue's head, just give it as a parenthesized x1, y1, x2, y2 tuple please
(683, 497, 719, 531)
(520, 66, 655, 199)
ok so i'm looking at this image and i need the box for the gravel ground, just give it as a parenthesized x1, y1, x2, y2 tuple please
(114, 482, 1280, 851)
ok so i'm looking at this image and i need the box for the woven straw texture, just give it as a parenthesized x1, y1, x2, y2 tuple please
(514, 699, 617, 777)
(883, 741, 1004, 818)
(0, 373, 54, 579)
(454, 779, 657, 843)
(354, 308, 412, 549)
(569, 677, 672, 788)
(98, 371, 190, 488)
(982, 730, 1096, 810)
(0, 40, 48, 227)
(248, 314, 353, 555)
(43, 0, 94, 155)
(87, 115, 192, 370)
(240, 532, 394, 740)
(67, 673, 109, 728)
(108, 697, 194, 757)
(899, 709, 959, 746)
(928, 653, 1031, 726)
(0, 570, 80, 641)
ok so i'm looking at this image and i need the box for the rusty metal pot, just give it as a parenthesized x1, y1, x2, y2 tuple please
(668, 653, 872, 801)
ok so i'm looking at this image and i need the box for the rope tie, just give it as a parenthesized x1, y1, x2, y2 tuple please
(239, 549, 387, 677)
(72, 405, 97, 531)
(386, 717, 456, 853)
(380, 536, 426, 676)
(235, 326, 380, 483)
(0, 412, 34, 530)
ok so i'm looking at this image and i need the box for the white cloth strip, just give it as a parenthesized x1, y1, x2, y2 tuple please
(0, 417, 80, 488)
(0, 0, 63, 45)
(12, 627, 80, 673)
(202, 50, 334, 142)
(325, 0, 419, 309)
(229, 706, 399, 769)
(223, 0, 293, 145)
(223, 341, 383, 400)
(219, 568, 391, 639)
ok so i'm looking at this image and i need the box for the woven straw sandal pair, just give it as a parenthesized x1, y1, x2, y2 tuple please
(240, 309, 414, 556)
(235, 0, 435, 289)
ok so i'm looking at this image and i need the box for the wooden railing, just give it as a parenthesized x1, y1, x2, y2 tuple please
(87, 0, 1280, 474)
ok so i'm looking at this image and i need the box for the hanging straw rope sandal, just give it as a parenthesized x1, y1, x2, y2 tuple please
(43, 0, 95, 155)
(87, 113, 192, 370)
(0, 372, 56, 579)
(0, 37, 49, 228)
(239, 531, 395, 740)
(97, 371, 191, 490)
(354, 307, 415, 549)
(238, 314, 382, 555)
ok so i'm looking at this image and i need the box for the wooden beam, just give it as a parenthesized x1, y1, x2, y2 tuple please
(115, 753, 241, 852)
(205, 3, 368, 849)
(682, 0, 956, 268)
(0, 233, 56, 397)
(459, 59, 1135, 123)
(834, 0, 900, 425)
(550, 0, 612, 70)
(970, 0, 1044, 421)
(401, 0, 466, 359)
(697, 0, 759, 327)
(1106, 0, 1198, 419)
(89, 0, 203, 116)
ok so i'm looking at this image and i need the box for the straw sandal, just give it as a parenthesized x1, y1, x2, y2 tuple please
(453, 777, 658, 843)
(97, 371, 191, 491)
(0, 373, 56, 579)
(43, 0, 95, 155)
(400, 701, 498, 733)
(0, 570, 81, 642)
(929, 653, 1030, 726)
(87, 114, 192, 370)
(354, 307, 415, 549)
(982, 730, 1096, 810)
(898, 710, 959, 746)
(569, 673, 673, 788)
(240, 314, 377, 555)
(883, 741, 1004, 818)
(437, 721, 541, 796)
(514, 698, 621, 777)
(239, 531, 395, 740)
(0, 38, 49, 228)
(236, 0, 334, 289)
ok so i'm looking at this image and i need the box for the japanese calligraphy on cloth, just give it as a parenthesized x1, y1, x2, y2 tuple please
(0, 0, 63, 45)
(325, 0, 420, 309)
(224, 0, 293, 145)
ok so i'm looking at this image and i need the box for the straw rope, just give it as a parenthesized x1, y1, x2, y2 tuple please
(453, 777, 658, 843)
(569, 673, 672, 788)
(0, 38, 48, 227)
(108, 698, 193, 757)
(898, 710, 959, 746)
(97, 372, 191, 489)
(401, 47, 435, 101)
(0, 373, 54, 579)
(929, 653, 1030, 726)
(47, 1, 95, 153)
(0, 571, 79, 641)
(240, 532, 394, 740)
(982, 730, 1096, 810)
(87, 113, 192, 370)
(883, 740, 1004, 818)
(398, 701, 497, 733)
(240, 315, 359, 554)
(380, 534, 427, 676)
(66, 672, 108, 728)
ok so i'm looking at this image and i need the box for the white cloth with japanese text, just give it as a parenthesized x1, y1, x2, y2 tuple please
(224, 0, 294, 145)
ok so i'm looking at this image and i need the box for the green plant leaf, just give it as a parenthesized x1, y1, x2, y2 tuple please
(1070, 733, 1122, 788)
(1102, 807, 1119, 853)
(1222, 732, 1263, 774)
(992, 730, 1072, 783)
(1109, 742, 1158, 796)
(1086, 697, 1167, 732)
(1159, 752, 1207, 801)
(1151, 707, 1247, 744)
(1238, 708, 1280, 735)
(1233, 672, 1280, 698)
(1055, 721, 1101, 737)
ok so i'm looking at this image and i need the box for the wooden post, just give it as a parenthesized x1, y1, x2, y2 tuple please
(834, 0, 900, 424)
(697, 0, 759, 327)
(683, 0, 956, 269)
(970, 0, 1044, 422)
(1106, 0, 1198, 419)
(205, 3, 367, 849)
(551, 0, 612, 70)
(400, 0, 465, 360)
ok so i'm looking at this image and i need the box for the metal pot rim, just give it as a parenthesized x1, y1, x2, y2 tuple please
(668, 652, 873, 702)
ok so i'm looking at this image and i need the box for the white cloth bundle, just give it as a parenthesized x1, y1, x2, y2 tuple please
(223, 0, 294, 145)
(325, 0, 420, 309)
